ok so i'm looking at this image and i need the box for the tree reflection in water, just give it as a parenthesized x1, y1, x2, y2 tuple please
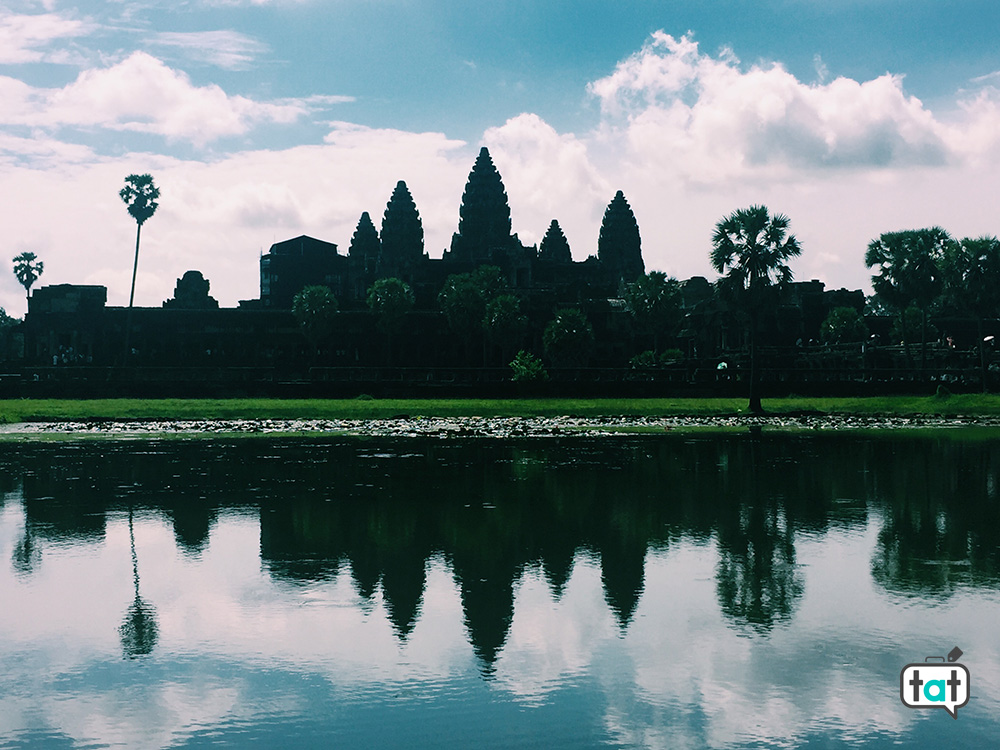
(11, 522, 40, 577)
(869, 437, 1000, 598)
(713, 434, 804, 633)
(120, 507, 158, 659)
(2, 433, 999, 671)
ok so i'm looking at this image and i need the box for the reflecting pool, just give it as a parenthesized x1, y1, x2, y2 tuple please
(1, 432, 999, 748)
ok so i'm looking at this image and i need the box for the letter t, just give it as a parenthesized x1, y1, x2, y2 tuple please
(947, 669, 961, 702)
(910, 670, 923, 703)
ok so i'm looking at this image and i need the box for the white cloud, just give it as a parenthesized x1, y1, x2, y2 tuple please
(0, 9, 95, 64)
(483, 113, 611, 256)
(148, 30, 271, 71)
(949, 86, 1000, 163)
(588, 31, 952, 183)
(0, 52, 342, 146)
(970, 70, 1000, 85)
(0, 131, 97, 166)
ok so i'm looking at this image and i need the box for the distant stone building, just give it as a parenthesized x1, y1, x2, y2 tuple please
(250, 147, 641, 313)
(259, 235, 345, 309)
(164, 270, 218, 309)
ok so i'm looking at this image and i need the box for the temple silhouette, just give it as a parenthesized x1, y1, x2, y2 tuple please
(251, 148, 641, 311)
(8, 146, 897, 396)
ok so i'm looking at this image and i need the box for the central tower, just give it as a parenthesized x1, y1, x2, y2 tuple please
(448, 147, 516, 264)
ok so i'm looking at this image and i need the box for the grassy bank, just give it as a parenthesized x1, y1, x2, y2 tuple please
(2, 394, 1000, 423)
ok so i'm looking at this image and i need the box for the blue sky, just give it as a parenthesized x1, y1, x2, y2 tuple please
(3, 0, 1000, 313)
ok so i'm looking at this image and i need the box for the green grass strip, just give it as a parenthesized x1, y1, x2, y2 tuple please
(2, 394, 1000, 423)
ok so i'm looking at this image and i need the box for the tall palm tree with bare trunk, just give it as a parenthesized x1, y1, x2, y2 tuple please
(119, 174, 159, 361)
(711, 205, 802, 414)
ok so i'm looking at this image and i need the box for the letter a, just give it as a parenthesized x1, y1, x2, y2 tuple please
(924, 680, 946, 702)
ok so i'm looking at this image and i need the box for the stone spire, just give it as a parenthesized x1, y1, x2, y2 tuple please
(598, 191, 644, 282)
(450, 147, 514, 263)
(379, 181, 424, 275)
(349, 211, 380, 274)
(538, 219, 572, 263)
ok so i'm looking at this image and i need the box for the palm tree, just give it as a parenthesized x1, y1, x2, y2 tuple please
(292, 285, 339, 360)
(367, 277, 415, 366)
(13, 251, 43, 308)
(119, 174, 160, 361)
(120, 507, 158, 658)
(543, 308, 595, 367)
(438, 265, 507, 365)
(942, 236, 1000, 392)
(483, 294, 527, 365)
(864, 228, 949, 369)
(711, 205, 802, 414)
(624, 271, 682, 355)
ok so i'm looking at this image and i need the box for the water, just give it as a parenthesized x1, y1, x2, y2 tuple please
(1, 432, 998, 748)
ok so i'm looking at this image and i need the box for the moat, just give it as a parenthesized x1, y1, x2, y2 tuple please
(1, 432, 998, 748)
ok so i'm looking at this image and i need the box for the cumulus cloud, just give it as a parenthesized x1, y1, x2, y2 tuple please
(0, 9, 94, 64)
(0, 52, 344, 146)
(949, 86, 1000, 163)
(483, 113, 611, 255)
(588, 32, 952, 182)
(0, 131, 97, 167)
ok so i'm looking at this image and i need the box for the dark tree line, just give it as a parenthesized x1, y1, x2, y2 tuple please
(866, 229, 1000, 389)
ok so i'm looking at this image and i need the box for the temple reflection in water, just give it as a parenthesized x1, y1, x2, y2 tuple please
(5, 432, 999, 670)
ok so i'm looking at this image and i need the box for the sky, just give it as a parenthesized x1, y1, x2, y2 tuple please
(2, 0, 1000, 315)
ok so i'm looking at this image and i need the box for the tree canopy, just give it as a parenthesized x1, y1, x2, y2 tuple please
(865, 227, 950, 366)
(864, 228, 949, 314)
(437, 265, 507, 338)
(624, 271, 682, 352)
(941, 235, 1000, 390)
(820, 306, 869, 345)
(292, 285, 339, 355)
(119, 174, 159, 227)
(367, 277, 415, 334)
(710, 205, 801, 304)
(941, 235, 1000, 321)
(120, 173, 159, 319)
(483, 293, 527, 353)
(543, 308, 594, 367)
(13, 251, 43, 302)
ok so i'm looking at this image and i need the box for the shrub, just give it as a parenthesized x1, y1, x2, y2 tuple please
(510, 350, 548, 382)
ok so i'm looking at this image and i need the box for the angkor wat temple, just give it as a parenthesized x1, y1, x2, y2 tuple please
(13, 146, 875, 396)
(249, 147, 643, 312)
